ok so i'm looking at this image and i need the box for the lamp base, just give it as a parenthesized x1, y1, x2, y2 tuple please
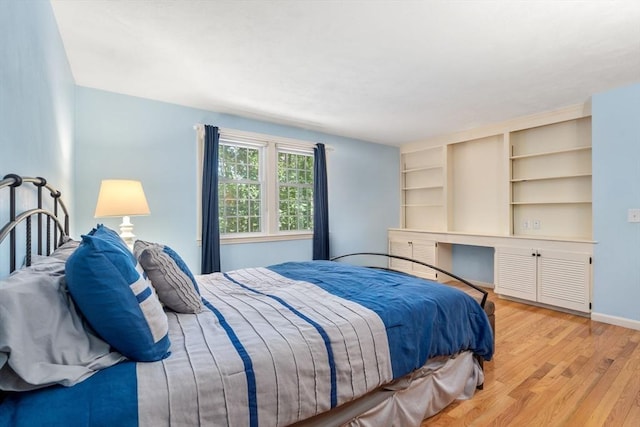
(119, 215, 136, 250)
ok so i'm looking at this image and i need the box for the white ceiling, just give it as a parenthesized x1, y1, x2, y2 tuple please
(50, 0, 640, 146)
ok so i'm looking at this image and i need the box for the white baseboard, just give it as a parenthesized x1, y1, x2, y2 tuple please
(591, 312, 640, 331)
(498, 295, 590, 317)
(471, 280, 494, 289)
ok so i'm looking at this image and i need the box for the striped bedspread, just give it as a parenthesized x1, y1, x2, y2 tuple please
(0, 261, 493, 427)
(137, 267, 393, 426)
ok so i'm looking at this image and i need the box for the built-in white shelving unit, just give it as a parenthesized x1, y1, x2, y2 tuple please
(401, 145, 445, 231)
(510, 117, 592, 240)
(392, 104, 594, 314)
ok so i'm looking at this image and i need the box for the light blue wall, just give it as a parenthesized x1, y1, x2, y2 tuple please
(0, 0, 74, 194)
(0, 0, 74, 277)
(74, 87, 399, 272)
(592, 82, 640, 322)
(451, 245, 494, 284)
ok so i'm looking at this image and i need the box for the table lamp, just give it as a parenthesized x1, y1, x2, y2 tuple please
(94, 179, 151, 249)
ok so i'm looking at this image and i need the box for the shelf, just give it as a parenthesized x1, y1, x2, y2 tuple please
(399, 110, 592, 240)
(402, 203, 443, 208)
(402, 185, 443, 191)
(401, 144, 445, 231)
(511, 201, 591, 205)
(510, 146, 591, 160)
(402, 165, 442, 173)
(511, 173, 591, 183)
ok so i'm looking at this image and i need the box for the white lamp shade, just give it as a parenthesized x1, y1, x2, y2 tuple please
(94, 179, 151, 218)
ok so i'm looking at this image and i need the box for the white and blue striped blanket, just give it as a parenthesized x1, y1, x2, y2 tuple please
(0, 261, 493, 427)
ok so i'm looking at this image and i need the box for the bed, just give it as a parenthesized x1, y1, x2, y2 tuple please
(0, 174, 494, 426)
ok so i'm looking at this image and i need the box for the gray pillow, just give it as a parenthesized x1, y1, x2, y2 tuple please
(28, 238, 80, 269)
(50, 238, 81, 261)
(0, 260, 125, 391)
(134, 240, 203, 314)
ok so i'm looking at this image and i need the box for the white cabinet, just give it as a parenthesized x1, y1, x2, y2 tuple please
(495, 247, 538, 301)
(388, 231, 443, 281)
(495, 246, 591, 313)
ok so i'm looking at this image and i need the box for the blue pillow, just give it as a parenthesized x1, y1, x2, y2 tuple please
(65, 225, 170, 362)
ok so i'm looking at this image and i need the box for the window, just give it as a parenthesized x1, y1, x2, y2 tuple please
(198, 128, 318, 243)
(277, 151, 314, 232)
(218, 144, 262, 234)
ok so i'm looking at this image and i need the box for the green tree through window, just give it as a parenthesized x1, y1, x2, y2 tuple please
(217, 140, 314, 236)
(218, 144, 262, 234)
(278, 151, 314, 231)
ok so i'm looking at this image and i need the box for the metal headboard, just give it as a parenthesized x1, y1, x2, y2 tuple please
(0, 174, 70, 273)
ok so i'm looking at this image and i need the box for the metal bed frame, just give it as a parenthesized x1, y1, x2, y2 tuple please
(0, 174, 69, 273)
(331, 252, 489, 309)
(331, 251, 493, 381)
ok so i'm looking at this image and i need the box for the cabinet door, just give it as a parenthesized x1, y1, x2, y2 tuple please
(410, 240, 438, 280)
(537, 250, 591, 312)
(495, 247, 537, 301)
(388, 239, 413, 274)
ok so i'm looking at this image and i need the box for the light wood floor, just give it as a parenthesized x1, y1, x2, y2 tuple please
(423, 288, 640, 426)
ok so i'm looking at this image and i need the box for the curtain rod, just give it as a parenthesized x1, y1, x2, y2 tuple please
(193, 124, 333, 151)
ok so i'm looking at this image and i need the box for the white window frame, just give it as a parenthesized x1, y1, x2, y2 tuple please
(218, 139, 266, 238)
(274, 145, 315, 235)
(196, 126, 323, 245)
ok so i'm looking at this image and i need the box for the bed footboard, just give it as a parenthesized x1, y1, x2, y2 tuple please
(330, 252, 489, 309)
(330, 252, 495, 382)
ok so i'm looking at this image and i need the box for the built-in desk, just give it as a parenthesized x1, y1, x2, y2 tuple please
(388, 228, 594, 314)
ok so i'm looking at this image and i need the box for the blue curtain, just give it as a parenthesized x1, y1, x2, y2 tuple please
(201, 125, 221, 273)
(313, 143, 330, 260)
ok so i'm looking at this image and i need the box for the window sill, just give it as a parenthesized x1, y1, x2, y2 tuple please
(197, 233, 313, 246)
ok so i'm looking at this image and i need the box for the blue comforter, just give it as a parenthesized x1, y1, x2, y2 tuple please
(269, 261, 494, 377)
(0, 261, 493, 427)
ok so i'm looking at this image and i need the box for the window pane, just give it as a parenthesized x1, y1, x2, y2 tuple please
(277, 151, 314, 232)
(224, 199, 237, 216)
(227, 217, 238, 234)
(249, 217, 260, 232)
(219, 143, 261, 235)
(237, 199, 248, 216)
(249, 200, 260, 216)
(249, 165, 259, 181)
(238, 217, 248, 233)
